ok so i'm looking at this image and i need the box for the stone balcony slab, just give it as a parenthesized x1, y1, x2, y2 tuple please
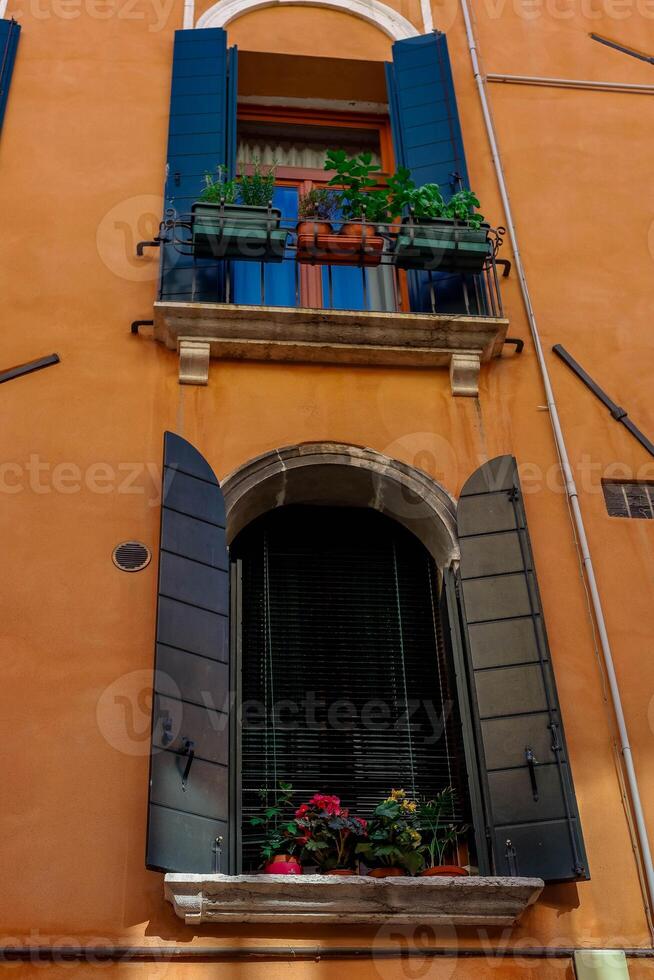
(153, 302, 510, 397)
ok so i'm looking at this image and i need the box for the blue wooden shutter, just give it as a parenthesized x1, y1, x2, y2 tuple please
(160, 28, 237, 302)
(146, 432, 231, 874)
(385, 31, 468, 196)
(386, 32, 473, 313)
(456, 456, 589, 882)
(0, 19, 21, 138)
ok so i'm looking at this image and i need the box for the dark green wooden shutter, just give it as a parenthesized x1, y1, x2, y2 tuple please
(146, 432, 230, 874)
(456, 456, 589, 882)
(0, 19, 21, 138)
(385, 32, 474, 314)
(161, 28, 237, 302)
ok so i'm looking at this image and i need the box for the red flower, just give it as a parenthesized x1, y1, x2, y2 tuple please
(295, 803, 310, 819)
(310, 794, 342, 816)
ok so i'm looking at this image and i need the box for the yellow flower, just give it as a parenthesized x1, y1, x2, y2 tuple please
(390, 788, 406, 801)
(402, 801, 417, 814)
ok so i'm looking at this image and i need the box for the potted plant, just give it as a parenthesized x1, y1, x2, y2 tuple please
(249, 781, 302, 875)
(191, 160, 289, 263)
(356, 789, 424, 878)
(416, 788, 469, 877)
(294, 794, 367, 875)
(389, 168, 490, 273)
(296, 188, 343, 264)
(323, 149, 387, 267)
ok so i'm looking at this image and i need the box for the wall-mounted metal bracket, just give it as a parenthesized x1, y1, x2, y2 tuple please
(131, 320, 154, 335)
(136, 239, 162, 257)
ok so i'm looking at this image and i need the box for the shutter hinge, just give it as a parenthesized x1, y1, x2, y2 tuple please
(549, 722, 562, 753)
(181, 738, 195, 791)
(508, 486, 520, 503)
(505, 839, 518, 877)
(212, 836, 224, 873)
(525, 747, 539, 802)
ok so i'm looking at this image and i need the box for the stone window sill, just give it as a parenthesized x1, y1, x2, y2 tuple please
(165, 873, 543, 926)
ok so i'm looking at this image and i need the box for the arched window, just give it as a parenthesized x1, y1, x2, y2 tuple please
(231, 504, 468, 871)
(146, 434, 588, 885)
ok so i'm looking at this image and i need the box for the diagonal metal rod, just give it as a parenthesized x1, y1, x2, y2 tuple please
(553, 345, 654, 458)
(0, 353, 60, 385)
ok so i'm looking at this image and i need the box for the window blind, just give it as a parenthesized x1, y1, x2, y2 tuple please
(233, 505, 467, 870)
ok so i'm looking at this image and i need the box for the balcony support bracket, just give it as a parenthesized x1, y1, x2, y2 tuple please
(450, 352, 481, 397)
(179, 340, 211, 386)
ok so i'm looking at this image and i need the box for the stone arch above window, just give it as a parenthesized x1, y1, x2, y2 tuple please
(195, 0, 420, 40)
(221, 441, 459, 567)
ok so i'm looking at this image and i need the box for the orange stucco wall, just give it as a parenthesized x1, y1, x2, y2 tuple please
(1, 0, 654, 973)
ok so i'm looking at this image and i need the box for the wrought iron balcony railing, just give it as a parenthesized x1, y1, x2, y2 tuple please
(155, 207, 507, 320)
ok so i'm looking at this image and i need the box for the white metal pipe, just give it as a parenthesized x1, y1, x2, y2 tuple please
(421, 0, 434, 33)
(487, 72, 654, 95)
(459, 0, 654, 915)
(183, 0, 194, 29)
(0, 0, 9, 19)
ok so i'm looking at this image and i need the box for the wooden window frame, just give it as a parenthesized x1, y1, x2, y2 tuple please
(237, 105, 408, 311)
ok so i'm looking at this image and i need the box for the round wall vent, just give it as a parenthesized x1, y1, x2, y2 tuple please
(112, 541, 152, 572)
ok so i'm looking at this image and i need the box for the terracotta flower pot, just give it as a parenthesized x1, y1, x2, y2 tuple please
(296, 220, 334, 237)
(367, 867, 405, 878)
(296, 227, 384, 267)
(340, 222, 374, 238)
(325, 868, 357, 876)
(419, 866, 469, 877)
(262, 855, 302, 875)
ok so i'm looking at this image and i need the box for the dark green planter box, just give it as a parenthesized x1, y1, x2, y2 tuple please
(393, 218, 490, 273)
(191, 203, 288, 263)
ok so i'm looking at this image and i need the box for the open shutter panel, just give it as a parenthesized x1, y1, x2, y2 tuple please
(456, 456, 589, 882)
(160, 28, 237, 302)
(385, 32, 474, 314)
(385, 31, 468, 195)
(146, 432, 230, 874)
(0, 19, 21, 138)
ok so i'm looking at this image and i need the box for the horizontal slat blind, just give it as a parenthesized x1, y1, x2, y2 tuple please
(234, 505, 466, 870)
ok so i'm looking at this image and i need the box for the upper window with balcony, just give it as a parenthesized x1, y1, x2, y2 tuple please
(147, 30, 511, 396)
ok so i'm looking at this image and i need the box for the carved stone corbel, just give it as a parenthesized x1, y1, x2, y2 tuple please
(179, 340, 211, 385)
(450, 353, 481, 397)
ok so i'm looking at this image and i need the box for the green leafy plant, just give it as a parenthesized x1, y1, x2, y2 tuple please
(198, 159, 277, 208)
(238, 158, 277, 208)
(417, 788, 468, 869)
(443, 189, 484, 229)
(356, 789, 424, 875)
(294, 794, 368, 872)
(387, 168, 485, 227)
(199, 165, 238, 205)
(298, 187, 340, 223)
(325, 149, 391, 224)
(249, 781, 299, 865)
